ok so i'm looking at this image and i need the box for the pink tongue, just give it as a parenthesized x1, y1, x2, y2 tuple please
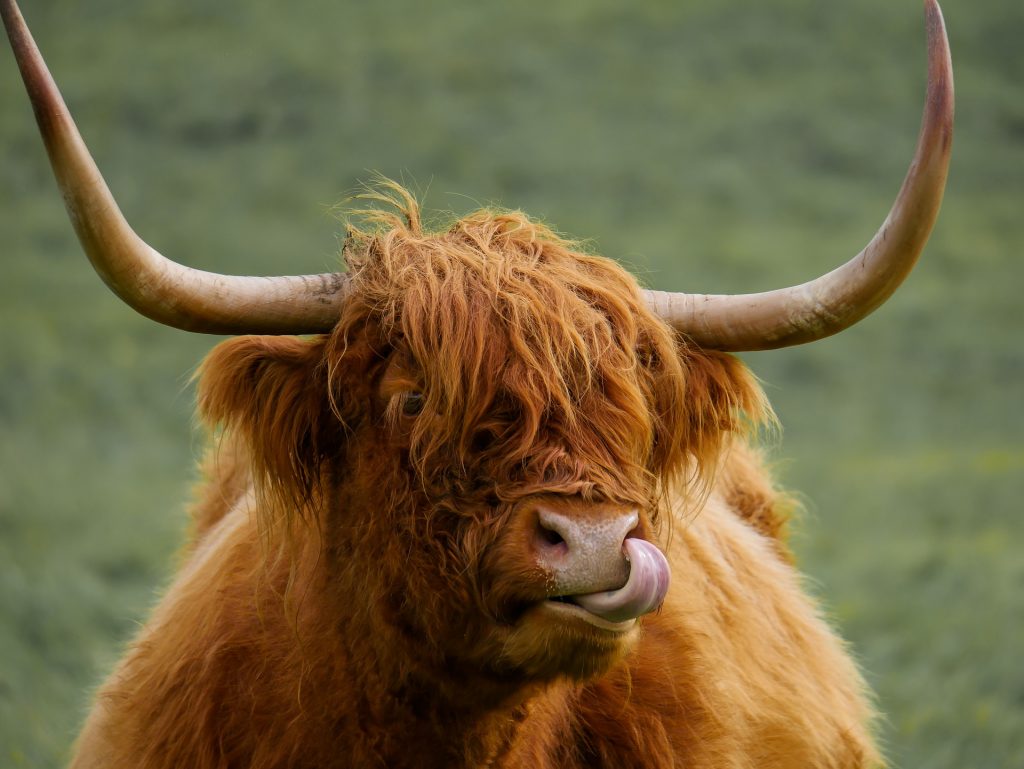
(574, 538, 670, 622)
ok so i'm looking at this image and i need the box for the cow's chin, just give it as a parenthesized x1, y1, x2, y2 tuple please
(490, 600, 642, 682)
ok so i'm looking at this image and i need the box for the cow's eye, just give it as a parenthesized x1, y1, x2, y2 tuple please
(401, 391, 425, 417)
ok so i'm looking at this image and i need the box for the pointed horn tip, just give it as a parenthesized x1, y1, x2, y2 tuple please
(925, 0, 952, 83)
(2, 0, 68, 140)
(924, 0, 955, 153)
(1, 1, 30, 62)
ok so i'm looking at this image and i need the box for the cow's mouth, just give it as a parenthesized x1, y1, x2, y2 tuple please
(542, 538, 671, 631)
(540, 597, 639, 633)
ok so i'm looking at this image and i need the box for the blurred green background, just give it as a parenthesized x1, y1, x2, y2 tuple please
(1, 0, 1021, 766)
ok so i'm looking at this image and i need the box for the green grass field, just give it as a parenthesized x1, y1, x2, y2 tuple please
(1, 0, 1021, 766)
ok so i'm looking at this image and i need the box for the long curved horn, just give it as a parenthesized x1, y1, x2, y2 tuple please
(646, 0, 954, 352)
(1, 0, 347, 334)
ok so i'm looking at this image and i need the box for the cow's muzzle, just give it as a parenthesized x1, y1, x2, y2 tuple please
(533, 506, 670, 625)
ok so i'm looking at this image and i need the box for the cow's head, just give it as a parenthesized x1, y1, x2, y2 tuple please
(2, 0, 953, 692)
(196, 191, 768, 682)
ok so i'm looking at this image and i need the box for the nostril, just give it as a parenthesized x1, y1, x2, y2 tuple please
(534, 513, 571, 559)
(539, 526, 565, 548)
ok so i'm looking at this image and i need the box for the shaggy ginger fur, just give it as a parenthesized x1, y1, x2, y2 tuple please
(71, 187, 880, 769)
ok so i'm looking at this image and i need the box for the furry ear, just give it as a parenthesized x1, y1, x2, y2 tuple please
(197, 335, 339, 515)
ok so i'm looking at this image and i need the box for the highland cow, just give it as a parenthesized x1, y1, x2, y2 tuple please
(2, 0, 953, 767)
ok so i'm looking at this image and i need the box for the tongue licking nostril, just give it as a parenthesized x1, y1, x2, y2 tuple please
(573, 538, 671, 623)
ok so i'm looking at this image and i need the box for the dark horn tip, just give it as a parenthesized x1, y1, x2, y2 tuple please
(2, 0, 68, 141)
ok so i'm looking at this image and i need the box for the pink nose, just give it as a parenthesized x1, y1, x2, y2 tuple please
(533, 506, 638, 595)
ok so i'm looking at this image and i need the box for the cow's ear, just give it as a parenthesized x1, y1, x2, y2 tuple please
(197, 335, 339, 511)
(679, 347, 773, 476)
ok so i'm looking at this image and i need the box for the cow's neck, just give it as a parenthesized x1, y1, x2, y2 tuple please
(275, 604, 562, 766)
(291, 525, 575, 767)
(339, 641, 575, 769)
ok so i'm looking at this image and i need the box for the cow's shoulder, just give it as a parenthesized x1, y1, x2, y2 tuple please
(187, 432, 254, 546)
(715, 439, 795, 554)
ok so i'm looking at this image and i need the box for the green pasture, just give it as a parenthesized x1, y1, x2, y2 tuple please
(1, 0, 1021, 766)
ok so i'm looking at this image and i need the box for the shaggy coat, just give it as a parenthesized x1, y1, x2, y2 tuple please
(71, 189, 879, 768)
